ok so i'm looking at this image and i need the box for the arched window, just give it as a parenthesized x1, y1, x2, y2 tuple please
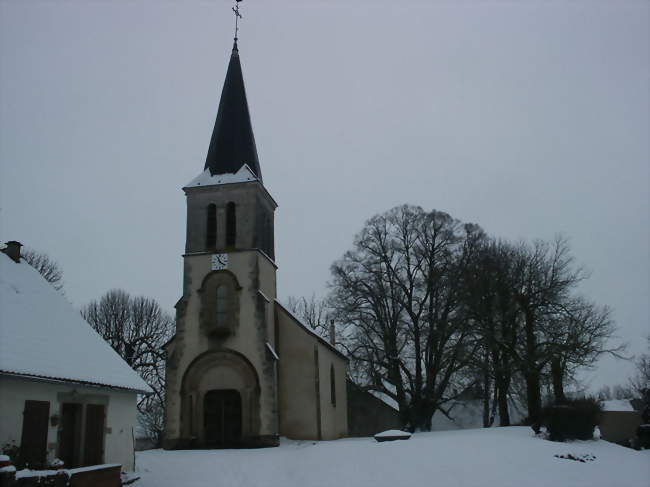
(206, 204, 217, 249)
(200, 271, 240, 336)
(226, 202, 236, 247)
(330, 364, 336, 407)
(215, 285, 227, 325)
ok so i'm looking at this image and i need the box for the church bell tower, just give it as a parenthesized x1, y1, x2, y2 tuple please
(164, 36, 280, 449)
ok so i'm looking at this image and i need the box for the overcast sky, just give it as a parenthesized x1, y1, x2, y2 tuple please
(1, 0, 648, 391)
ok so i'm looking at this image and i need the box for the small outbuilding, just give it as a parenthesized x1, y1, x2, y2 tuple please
(0, 242, 151, 471)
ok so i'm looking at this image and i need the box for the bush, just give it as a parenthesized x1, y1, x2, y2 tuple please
(540, 397, 602, 442)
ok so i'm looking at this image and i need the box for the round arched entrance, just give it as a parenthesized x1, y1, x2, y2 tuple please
(180, 350, 260, 447)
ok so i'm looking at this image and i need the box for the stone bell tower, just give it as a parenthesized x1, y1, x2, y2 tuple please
(164, 39, 280, 449)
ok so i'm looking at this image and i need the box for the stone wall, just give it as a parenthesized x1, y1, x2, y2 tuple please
(599, 410, 642, 443)
(347, 382, 402, 437)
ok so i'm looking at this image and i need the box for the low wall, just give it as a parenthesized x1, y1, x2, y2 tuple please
(347, 382, 402, 437)
(1, 464, 121, 487)
(599, 411, 642, 443)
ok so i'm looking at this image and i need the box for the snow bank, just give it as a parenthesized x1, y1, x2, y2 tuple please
(602, 399, 634, 412)
(374, 430, 411, 438)
(135, 427, 650, 487)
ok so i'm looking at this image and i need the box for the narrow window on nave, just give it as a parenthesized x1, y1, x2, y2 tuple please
(330, 364, 336, 407)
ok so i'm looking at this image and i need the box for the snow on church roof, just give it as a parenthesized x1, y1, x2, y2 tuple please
(0, 253, 152, 393)
(185, 164, 258, 188)
(274, 300, 348, 361)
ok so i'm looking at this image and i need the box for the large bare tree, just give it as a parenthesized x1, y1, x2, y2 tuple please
(330, 205, 484, 430)
(81, 289, 174, 445)
(331, 205, 625, 429)
(461, 239, 521, 426)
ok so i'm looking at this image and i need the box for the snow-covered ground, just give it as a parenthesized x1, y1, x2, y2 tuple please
(135, 427, 649, 487)
(602, 399, 635, 412)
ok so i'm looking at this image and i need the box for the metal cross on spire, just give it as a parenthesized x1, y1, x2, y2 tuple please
(232, 0, 243, 42)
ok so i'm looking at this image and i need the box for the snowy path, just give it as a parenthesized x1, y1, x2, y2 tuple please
(135, 427, 650, 487)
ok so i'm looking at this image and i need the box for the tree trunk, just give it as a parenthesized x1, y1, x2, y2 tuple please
(523, 306, 541, 423)
(551, 357, 566, 404)
(524, 371, 542, 424)
(411, 402, 435, 432)
(482, 351, 491, 427)
(496, 377, 511, 426)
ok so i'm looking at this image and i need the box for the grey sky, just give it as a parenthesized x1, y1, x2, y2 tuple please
(1, 0, 648, 391)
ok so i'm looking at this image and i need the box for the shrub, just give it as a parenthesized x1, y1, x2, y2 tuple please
(540, 397, 603, 442)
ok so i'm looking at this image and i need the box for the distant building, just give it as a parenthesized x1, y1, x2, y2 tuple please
(0, 241, 151, 470)
(163, 41, 348, 449)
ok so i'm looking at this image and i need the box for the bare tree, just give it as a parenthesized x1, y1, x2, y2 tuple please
(507, 236, 589, 422)
(461, 239, 521, 426)
(22, 248, 64, 291)
(286, 294, 331, 339)
(330, 205, 484, 430)
(544, 297, 625, 403)
(81, 289, 174, 445)
(629, 336, 650, 400)
(331, 205, 624, 428)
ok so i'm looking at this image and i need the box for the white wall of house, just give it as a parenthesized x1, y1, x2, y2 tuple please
(0, 374, 138, 471)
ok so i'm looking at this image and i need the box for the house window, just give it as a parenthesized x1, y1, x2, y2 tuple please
(206, 204, 217, 249)
(330, 364, 336, 407)
(226, 202, 236, 247)
(216, 285, 228, 325)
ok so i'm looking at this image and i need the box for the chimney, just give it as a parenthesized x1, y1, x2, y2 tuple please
(329, 319, 336, 346)
(2, 241, 23, 263)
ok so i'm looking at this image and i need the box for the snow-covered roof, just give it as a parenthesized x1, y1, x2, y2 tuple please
(369, 390, 399, 411)
(265, 342, 279, 361)
(274, 300, 348, 361)
(184, 164, 258, 188)
(0, 254, 152, 393)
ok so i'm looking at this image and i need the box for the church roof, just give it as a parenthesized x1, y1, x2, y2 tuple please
(204, 41, 262, 181)
(0, 252, 152, 393)
(274, 300, 349, 362)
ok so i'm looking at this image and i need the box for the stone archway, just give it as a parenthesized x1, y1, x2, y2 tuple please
(180, 350, 260, 447)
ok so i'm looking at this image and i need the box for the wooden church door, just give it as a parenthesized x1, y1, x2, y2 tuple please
(204, 390, 242, 446)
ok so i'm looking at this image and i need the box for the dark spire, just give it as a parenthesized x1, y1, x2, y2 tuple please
(204, 40, 262, 180)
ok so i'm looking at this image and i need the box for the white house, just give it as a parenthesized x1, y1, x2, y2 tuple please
(0, 241, 151, 471)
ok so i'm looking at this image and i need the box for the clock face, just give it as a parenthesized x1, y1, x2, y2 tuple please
(211, 253, 228, 270)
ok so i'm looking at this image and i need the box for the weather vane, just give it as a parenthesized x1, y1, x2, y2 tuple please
(232, 0, 243, 42)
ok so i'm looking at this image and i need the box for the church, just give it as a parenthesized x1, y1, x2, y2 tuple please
(163, 38, 348, 449)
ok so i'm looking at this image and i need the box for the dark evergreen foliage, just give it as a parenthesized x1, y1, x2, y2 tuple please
(540, 397, 602, 441)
